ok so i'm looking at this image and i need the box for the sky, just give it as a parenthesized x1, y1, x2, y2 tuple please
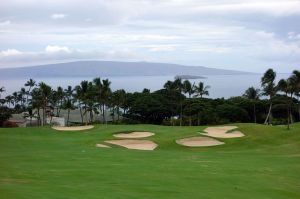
(0, 0, 300, 72)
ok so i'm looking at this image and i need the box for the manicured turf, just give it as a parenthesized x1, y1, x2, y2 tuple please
(1, 123, 300, 199)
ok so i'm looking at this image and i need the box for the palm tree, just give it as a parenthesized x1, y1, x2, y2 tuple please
(30, 88, 43, 126)
(290, 70, 300, 119)
(183, 80, 195, 126)
(24, 79, 36, 106)
(112, 89, 126, 123)
(261, 69, 276, 125)
(277, 78, 295, 129)
(5, 95, 14, 108)
(101, 79, 111, 124)
(38, 82, 52, 126)
(173, 78, 184, 126)
(55, 87, 64, 117)
(194, 82, 210, 98)
(63, 86, 74, 126)
(0, 87, 5, 107)
(243, 87, 260, 123)
(12, 92, 19, 106)
(0, 86, 5, 101)
(93, 77, 102, 122)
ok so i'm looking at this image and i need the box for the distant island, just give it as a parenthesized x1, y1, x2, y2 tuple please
(175, 75, 206, 79)
(0, 60, 252, 79)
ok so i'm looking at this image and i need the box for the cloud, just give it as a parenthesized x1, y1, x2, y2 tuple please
(0, 49, 22, 57)
(0, 20, 11, 26)
(45, 45, 71, 53)
(0, 45, 139, 67)
(51, 13, 66, 19)
(0, 0, 299, 72)
(190, 1, 300, 17)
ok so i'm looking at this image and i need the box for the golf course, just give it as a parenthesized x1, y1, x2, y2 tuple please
(1, 123, 300, 199)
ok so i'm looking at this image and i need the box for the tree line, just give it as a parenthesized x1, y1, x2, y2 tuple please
(0, 69, 299, 128)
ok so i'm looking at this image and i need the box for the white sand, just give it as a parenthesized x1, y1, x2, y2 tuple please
(95, 143, 111, 148)
(52, 125, 94, 131)
(113, 131, 154, 138)
(105, 139, 158, 150)
(176, 136, 224, 147)
(202, 126, 244, 138)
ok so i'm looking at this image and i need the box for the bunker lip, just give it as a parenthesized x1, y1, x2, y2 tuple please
(176, 136, 224, 147)
(113, 131, 154, 138)
(202, 126, 244, 138)
(95, 143, 111, 148)
(52, 125, 94, 131)
(105, 139, 158, 150)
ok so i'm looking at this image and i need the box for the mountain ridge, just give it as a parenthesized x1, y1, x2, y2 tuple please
(0, 60, 253, 78)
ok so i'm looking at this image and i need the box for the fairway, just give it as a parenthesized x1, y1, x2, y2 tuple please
(1, 124, 300, 199)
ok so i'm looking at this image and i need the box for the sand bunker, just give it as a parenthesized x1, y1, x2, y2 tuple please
(113, 131, 154, 139)
(52, 125, 94, 131)
(95, 143, 111, 148)
(176, 136, 224, 147)
(202, 126, 244, 138)
(105, 139, 158, 150)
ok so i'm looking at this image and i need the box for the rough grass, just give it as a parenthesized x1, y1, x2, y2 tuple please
(0, 123, 300, 199)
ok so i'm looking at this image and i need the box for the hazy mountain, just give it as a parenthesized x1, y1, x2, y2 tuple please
(0, 61, 251, 78)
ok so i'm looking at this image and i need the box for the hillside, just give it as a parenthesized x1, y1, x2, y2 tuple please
(0, 61, 250, 78)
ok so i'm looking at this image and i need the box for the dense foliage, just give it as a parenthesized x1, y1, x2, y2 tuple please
(0, 69, 299, 127)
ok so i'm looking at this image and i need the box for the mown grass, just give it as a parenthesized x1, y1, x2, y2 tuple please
(0, 123, 300, 199)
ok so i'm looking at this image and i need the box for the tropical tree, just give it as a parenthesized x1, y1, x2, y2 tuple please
(194, 82, 210, 98)
(30, 88, 43, 125)
(52, 86, 64, 117)
(12, 92, 19, 106)
(112, 89, 126, 122)
(183, 80, 195, 126)
(290, 70, 300, 118)
(38, 82, 52, 126)
(63, 86, 75, 126)
(173, 78, 184, 126)
(243, 87, 260, 123)
(77, 81, 89, 125)
(93, 77, 102, 122)
(261, 69, 276, 125)
(277, 78, 296, 129)
(5, 95, 14, 108)
(0, 86, 5, 101)
(24, 79, 36, 106)
(101, 79, 111, 124)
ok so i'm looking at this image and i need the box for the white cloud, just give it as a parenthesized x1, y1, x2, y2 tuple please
(287, 32, 300, 40)
(0, 46, 139, 67)
(45, 45, 71, 53)
(51, 13, 67, 19)
(0, 49, 22, 57)
(144, 44, 178, 52)
(0, 20, 11, 26)
(190, 1, 300, 17)
(188, 47, 232, 54)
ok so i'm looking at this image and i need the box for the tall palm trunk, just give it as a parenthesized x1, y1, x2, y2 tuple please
(264, 100, 272, 125)
(42, 104, 46, 126)
(79, 105, 83, 125)
(102, 104, 106, 124)
(253, 102, 257, 123)
(180, 100, 183, 126)
(117, 106, 120, 122)
(67, 109, 70, 126)
(37, 108, 41, 126)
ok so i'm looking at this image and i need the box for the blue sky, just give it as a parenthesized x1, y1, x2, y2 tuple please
(0, 0, 300, 72)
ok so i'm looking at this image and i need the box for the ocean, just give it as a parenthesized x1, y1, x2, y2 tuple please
(0, 74, 290, 99)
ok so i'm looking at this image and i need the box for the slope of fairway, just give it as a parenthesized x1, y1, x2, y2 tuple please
(1, 124, 300, 199)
